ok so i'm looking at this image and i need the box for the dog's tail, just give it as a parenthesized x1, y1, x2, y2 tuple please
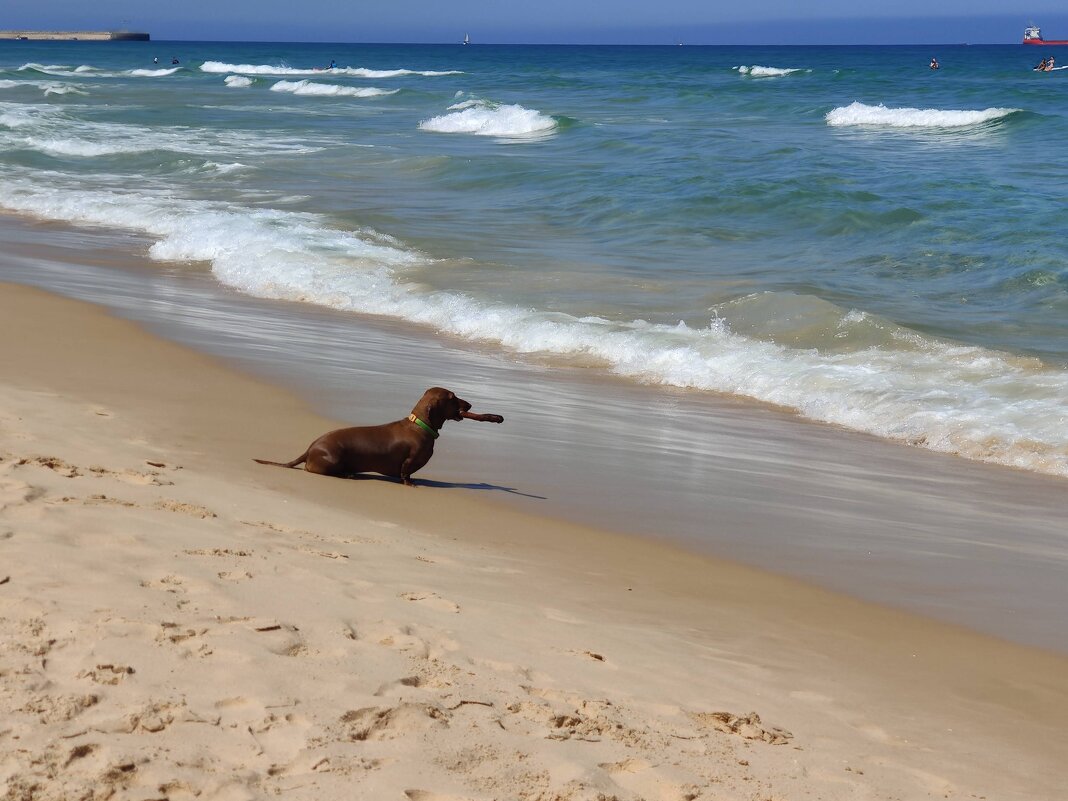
(253, 450, 309, 469)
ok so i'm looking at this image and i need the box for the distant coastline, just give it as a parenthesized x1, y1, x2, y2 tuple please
(0, 30, 150, 41)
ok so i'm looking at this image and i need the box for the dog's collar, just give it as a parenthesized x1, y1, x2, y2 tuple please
(408, 414, 440, 439)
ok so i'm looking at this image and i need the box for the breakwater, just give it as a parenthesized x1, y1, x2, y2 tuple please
(0, 31, 150, 41)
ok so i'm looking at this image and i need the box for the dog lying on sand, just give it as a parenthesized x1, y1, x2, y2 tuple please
(254, 387, 504, 486)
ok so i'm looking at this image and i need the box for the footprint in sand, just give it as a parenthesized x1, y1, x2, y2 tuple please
(20, 693, 100, 724)
(156, 622, 206, 645)
(400, 591, 460, 614)
(79, 494, 137, 508)
(217, 570, 254, 582)
(373, 676, 424, 697)
(120, 699, 185, 734)
(690, 710, 793, 745)
(87, 465, 173, 486)
(339, 703, 449, 741)
(77, 664, 135, 685)
(140, 575, 186, 594)
(405, 792, 480, 801)
(153, 500, 217, 519)
(17, 455, 81, 477)
(247, 622, 308, 657)
(0, 483, 37, 514)
(184, 547, 253, 557)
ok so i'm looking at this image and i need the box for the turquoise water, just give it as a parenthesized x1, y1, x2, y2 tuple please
(2, 41, 1066, 476)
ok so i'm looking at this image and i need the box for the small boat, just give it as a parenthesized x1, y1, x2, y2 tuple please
(463, 33, 469, 45)
(1023, 25, 1068, 45)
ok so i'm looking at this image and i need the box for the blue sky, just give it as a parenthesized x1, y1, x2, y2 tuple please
(2, 1, 1064, 44)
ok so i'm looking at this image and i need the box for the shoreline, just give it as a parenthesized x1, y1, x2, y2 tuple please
(2, 282, 1068, 798)
(3, 212, 1068, 652)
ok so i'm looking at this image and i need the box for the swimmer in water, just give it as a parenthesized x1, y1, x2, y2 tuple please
(929, 57, 939, 70)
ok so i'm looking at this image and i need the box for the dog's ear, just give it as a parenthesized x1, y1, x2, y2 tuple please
(421, 388, 452, 430)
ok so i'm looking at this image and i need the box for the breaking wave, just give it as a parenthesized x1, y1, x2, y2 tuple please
(200, 61, 461, 78)
(826, 102, 1020, 128)
(734, 65, 807, 77)
(2, 174, 1066, 479)
(224, 75, 253, 88)
(418, 99, 557, 138)
(127, 68, 181, 77)
(0, 102, 321, 158)
(269, 80, 398, 98)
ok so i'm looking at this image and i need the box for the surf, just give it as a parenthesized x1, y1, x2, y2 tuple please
(419, 98, 557, 138)
(826, 102, 1020, 128)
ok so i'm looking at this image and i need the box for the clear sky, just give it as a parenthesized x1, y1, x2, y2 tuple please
(2, 0, 1065, 44)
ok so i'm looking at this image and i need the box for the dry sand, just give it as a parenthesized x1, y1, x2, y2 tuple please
(1, 282, 1066, 801)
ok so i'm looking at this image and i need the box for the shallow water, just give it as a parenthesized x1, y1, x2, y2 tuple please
(4, 215, 1067, 653)
(1, 41, 1067, 479)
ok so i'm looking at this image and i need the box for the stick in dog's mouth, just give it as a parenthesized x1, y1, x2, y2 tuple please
(460, 411, 504, 424)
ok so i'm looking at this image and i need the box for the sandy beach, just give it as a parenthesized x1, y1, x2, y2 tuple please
(2, 280, 1067, 801)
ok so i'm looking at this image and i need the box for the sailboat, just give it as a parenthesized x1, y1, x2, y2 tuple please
(463, 33, 470, 45)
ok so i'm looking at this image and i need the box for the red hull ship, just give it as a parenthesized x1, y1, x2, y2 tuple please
(1023, 25, 1068, 45)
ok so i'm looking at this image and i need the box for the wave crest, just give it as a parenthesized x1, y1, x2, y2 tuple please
(826, 102, 1020, 128)
(201, 61, 460, 78)
(734, 65, 807, 77)
(419, 99, 557, 138)
(127, 68, 181, 77)
(269, 80, 397, 98)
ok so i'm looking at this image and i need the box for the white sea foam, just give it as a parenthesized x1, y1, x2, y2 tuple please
(18, 63, 79, 76)
(16, 138, 139, 157)
(42, 83, 87, 96)
(201, 61, 461, 78)
(2, 175, 1066, 479)
(734, 65, 806, 77)
(0, 102, 321, 158)
(16, 62, 179, 79)
(826, 102, 1020, 128)
(224, 75, 253, 88)
(269, 80, 397, 98)
(446, 99, 484, 111)
(0, 80, 87, 96)
(419, 99, 557, 138)
(127, 68, 181, 77)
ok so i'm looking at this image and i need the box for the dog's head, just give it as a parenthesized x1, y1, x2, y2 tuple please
(415, 387, 471, 431)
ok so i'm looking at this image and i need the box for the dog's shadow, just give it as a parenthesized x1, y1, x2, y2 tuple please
(344, 473, 546, 500)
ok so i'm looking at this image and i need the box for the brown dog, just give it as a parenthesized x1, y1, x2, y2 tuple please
(254, 387, 504, 486)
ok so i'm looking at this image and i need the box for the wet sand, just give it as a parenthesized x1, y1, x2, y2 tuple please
(3, 212, 1068, 651)
(1, 273, 1068, 797)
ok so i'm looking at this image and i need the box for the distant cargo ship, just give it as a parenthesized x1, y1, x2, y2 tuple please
(1023, 25, 1068, 45)
(0, 30, 150, 41)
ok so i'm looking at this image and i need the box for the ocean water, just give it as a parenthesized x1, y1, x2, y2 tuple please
(2, 41, 1067, 478)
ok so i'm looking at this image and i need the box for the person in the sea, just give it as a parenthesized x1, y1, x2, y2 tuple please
(153, 57, 158, 64)
(171, 57, 180, 65)
(1035, 58, 1048, 71)
(1047, 55, 1056, 71)
(929, 57, 939, 70)
(329, 59, 337, 69)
